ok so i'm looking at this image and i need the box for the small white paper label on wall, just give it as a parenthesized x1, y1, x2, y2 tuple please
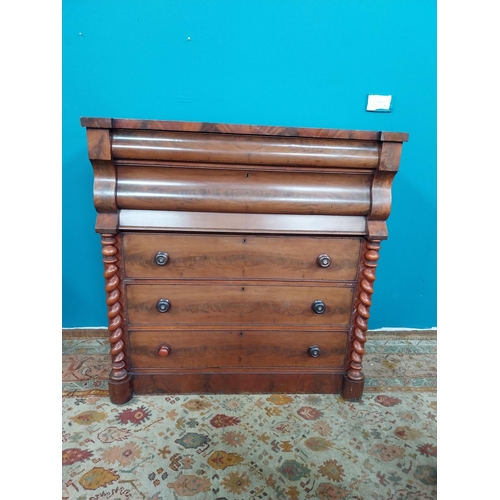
(366, 94, 392, 112)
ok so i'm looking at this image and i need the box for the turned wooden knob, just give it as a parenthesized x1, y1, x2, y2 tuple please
(311, 300, 326, 314)
(308, 345, 321, 358)
(158, 345, 171, 357)
(156, 298, 171, 313)
(317, 254, 331, 268)
(155, 252, 169, 266)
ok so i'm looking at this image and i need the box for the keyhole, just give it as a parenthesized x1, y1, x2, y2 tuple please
(241, 287, 245, 291)
(243, 238, 246, 244)
(246, 173, 249, 178)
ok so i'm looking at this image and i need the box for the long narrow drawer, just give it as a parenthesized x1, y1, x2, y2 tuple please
(116, 166, 372, 215)
(126, 283, 354, 326)
(129, 330, 348, 369)
(123, 234, 361, 281)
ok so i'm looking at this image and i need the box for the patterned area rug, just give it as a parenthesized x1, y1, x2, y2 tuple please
(62, 332, 437, 499)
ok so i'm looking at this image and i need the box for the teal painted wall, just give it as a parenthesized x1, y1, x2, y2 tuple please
(62, 0, 436, 328)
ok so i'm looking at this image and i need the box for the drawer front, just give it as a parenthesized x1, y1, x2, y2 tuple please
(126, 283, 354, 326)
(129, 330, 348, 369)
(112, 129, 380, 168)
(116, 166, 371, 216)
(123, 234, 360, 281)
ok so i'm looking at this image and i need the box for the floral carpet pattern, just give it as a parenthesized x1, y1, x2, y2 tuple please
(62, 332, 437, 500)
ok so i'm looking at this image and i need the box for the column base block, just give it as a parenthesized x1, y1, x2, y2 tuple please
(341, 374, 365, 401)
(108, 374, 133, 404)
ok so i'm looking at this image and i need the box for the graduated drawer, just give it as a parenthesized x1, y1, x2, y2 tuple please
(123, 234, 360, 281)
(126, 283, 354, 326)
(129, 330, 348, 369)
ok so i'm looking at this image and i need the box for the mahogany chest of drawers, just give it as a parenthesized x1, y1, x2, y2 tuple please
(81, 117, 408, 404)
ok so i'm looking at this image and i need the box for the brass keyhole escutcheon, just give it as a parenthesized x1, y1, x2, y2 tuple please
(158, 345, 171, 357)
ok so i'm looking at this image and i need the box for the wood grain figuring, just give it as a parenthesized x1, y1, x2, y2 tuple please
(87, 128, 117, 222)
(126, 283, 354, 326)
(116, 166, 372, 215)
(82, 116, 409, 142)
(378, 141, 404, 172)
(81, 117, 113, 129)
(111, 130, 380, 168)
(86, 129, 111, 160)
(122, 234, 361, 281)
(369, 170, 396, 221)
(92, 160, 117, 213)
(96, 213, 119, 234)
(118, 210, 367, 235)
(129, 330, 348, 369)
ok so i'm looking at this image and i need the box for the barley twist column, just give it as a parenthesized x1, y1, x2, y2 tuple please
(101, 234, 133, 404)
(342, 239, 381, 401)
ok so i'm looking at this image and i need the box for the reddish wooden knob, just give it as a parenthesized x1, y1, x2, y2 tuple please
(158, 345, 171, 357)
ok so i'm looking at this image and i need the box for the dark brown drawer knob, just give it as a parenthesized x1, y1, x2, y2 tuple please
(156, 299, 171, 313)
(155, 252, 169, 266)
(158, 344, 171, 357)
(312, 300, 326, 314)
(317, 254, 331, 268)
(308, 345, 321, 358)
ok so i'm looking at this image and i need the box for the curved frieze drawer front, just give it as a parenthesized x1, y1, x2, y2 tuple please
(116, 167, 372, 216)
(129, 330, 348, 369)
(126, 284, 354, 326)
(123, 234, 361, 281)
(111, 129, 380, 168)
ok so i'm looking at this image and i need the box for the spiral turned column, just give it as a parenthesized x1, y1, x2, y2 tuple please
(101, 234, 133, 404)
(342, 239, 381, 401)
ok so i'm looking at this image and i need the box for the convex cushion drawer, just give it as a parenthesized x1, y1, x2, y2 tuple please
(116, 167, 372, 215)
(123, 233, 361, 281)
